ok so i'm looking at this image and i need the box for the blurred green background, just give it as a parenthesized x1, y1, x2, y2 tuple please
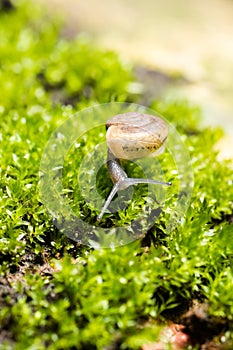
(38, 0, 233, 158)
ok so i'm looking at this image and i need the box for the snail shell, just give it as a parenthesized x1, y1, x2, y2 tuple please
(106, 112, 168, 160)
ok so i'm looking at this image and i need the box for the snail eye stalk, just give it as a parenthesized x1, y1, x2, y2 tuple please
(97, 177, 171, 221)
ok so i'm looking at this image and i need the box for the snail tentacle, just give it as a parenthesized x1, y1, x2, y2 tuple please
(97, 182, 120, 221)
(126, 178, 172, 187)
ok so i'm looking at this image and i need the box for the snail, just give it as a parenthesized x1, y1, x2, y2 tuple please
(97, 112, 172, 221)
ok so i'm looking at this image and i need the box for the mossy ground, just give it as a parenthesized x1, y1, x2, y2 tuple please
(0, 1, 233, 349)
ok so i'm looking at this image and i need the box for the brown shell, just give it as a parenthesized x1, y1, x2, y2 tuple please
(106, 112, 168, 160)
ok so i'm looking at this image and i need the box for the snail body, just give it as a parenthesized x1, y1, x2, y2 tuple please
(97, 112, 171, 221)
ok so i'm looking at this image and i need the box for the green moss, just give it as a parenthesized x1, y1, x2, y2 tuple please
(0, 1, 233, 349)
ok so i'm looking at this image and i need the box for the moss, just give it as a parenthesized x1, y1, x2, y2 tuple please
(0, 1, 233, 349)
